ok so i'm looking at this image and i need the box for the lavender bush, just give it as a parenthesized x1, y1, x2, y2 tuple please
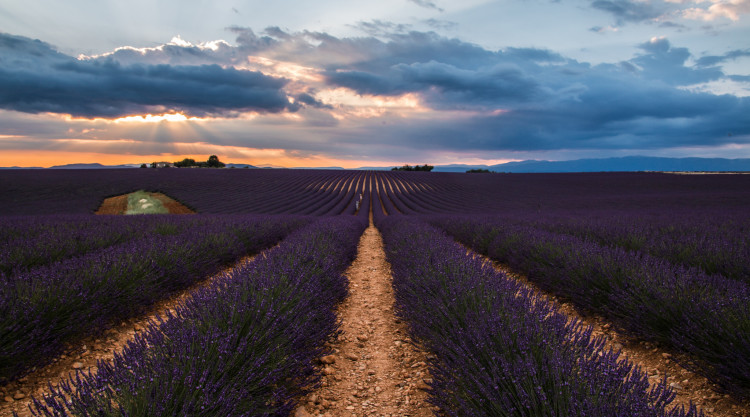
(515, 212, 750, 284)
(430, 216, 750, 400)
(31, 216, 366, 416)
(0, 215, 197, 275)
(378, 217, 700, 416)
(0, 215, 309, 384)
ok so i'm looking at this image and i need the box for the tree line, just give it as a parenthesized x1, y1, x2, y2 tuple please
(391, 164, 434, 172)
(142, 155, 226, 168)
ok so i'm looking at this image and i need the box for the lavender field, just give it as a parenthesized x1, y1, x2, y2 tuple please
(1, 169, 749, 416)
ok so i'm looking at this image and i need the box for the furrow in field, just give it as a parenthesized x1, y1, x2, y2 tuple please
(298, 217, 435, 417)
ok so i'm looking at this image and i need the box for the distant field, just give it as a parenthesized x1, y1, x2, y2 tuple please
(1, 169, 749, 216)
(1, 169, 748, 416)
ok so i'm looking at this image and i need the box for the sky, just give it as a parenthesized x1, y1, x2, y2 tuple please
(0, 0, 748, 168)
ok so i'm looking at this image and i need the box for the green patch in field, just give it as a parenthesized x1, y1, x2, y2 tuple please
(126, 190, 169, 215)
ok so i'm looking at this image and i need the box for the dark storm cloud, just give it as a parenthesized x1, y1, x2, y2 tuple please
(0, 33, 295, 118)
(590, 0, 664, 24)
(217, 26, 748, 154)
(295, 92, 333, 109)
(327, 61, 541, 107)
(310, 32, 563, 108)
(260, 27, 746, 153)
(362, 89, 750, 154)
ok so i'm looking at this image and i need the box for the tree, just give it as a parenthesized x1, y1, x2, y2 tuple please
(150, 162, 157, 168)
(207, 155, 225, 168)
(392, 164, 433, 172)
(174, 158, 197, 168)
(140, 164, 148, 168)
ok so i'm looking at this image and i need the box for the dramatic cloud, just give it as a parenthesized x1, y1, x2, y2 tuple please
(1, 25, 748, 165)
(631, 37, 724, 85)
(221, 28, 750, 154)
(327, 61, 542, 108)
(0, 33, 295, 118)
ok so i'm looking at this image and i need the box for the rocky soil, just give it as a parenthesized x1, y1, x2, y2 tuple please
(296, 219, 436, 417)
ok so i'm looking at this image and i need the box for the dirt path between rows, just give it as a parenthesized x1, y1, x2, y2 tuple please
(0, 255, 256, 417)
(470, 250, 750, 417)
(297, 217, 436, 417)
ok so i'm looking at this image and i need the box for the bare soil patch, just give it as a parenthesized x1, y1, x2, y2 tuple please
(299, 218, 435, 417)
(94, 194, 128, 215)
(95, 191, 194, 215)
(470, 250, 750, 417)
(0, 255, 255, 417)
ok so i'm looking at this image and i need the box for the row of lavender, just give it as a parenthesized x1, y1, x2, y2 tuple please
(31, 216, 366, 416)
(493, 210, 750, 284)
(377, 216, 700, 416)
(1, 215, 209, 276)
(427, 215, 750, 401)
(0, 214, 310, 384)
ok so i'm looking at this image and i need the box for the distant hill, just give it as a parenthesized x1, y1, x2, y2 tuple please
(253, 164, 287, 169)
(488, 156, 750, 173)
(225, 163, 258, 169)
(293, 166, 345, 170)
(398, 157, 750, 173)
(47, 163, 140, 169)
